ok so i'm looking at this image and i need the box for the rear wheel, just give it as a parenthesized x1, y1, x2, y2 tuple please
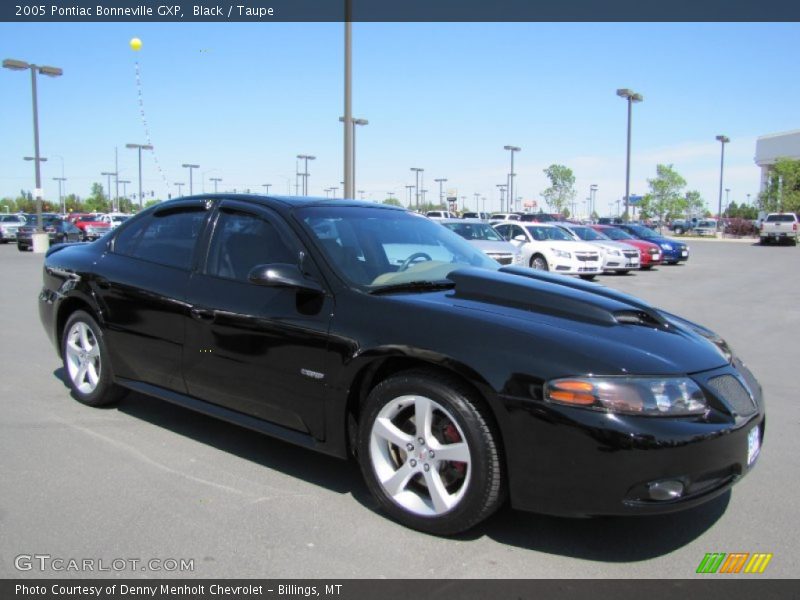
(358, 370, 504, 535)
(62, 311, 127, 407)
(530, 254, 548, 271)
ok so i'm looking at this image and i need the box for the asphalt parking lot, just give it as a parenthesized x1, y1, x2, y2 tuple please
(0, 239, 797, 579)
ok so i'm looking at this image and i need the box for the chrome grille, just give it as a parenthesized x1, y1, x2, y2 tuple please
(575, 252, 599, 262)
(487, 253, 514, 265)
(707, 374, 756, 417)
(623, 250, 638, 258)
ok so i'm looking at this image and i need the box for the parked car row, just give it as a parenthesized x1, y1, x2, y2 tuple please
(437, 217, 689, 280)
(5, 211, 133, 251)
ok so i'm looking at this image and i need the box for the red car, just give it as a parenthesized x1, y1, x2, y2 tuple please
(72, 214, 111, 240)
(591, 224, 663, 270)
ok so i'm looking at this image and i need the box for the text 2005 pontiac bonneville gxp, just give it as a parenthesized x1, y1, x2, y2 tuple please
(39, 196, 764, 535)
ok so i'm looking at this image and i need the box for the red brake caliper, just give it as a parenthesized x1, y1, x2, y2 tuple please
(443, 423, 466, 475)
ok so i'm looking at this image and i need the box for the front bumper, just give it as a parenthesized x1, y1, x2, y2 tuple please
(499, 363, 764, 517)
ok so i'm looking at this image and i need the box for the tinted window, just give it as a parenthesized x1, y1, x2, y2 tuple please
(570, 226, 606, 241)
(442, 222, 503, 241)
(205, 209, 295, 281)
(113, 208, 207, 270)
(526, 225, 572, 241)
(765, 214, 797, 223)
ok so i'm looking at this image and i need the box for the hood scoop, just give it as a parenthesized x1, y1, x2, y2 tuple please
(448, 267, 670, 329)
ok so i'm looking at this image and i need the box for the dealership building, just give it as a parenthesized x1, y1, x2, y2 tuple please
(754, 129, 800, 192)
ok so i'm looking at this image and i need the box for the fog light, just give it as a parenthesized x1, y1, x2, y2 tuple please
(648, 480, 684, 501)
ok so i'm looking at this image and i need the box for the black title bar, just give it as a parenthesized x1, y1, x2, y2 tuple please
(3, 0, 800, 22)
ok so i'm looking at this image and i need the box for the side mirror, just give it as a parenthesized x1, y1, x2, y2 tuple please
(248, 263, 324, 294)
(513, 235, 527, 243)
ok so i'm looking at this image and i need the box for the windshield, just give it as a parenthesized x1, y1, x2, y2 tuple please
(765, 214, 796, 222)
(297, 206, 499, 290)
(442, 221, 504, 242)
(570, 226, 608, 241)
(601, 227, 635, 241)
(525, 225, 573, 241)
(627, 224, 658, 237)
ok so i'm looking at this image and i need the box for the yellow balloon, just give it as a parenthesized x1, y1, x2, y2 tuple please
(130, 37, 142, 51)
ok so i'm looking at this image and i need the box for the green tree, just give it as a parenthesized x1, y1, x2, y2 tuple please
(759, 157, 800, 214)
(684, 190, 705, 218)
(645, 164, 687, 224)
(84, 182, 110, 212)
(383, 197, 402, 207)
(541, 164, 576, 214)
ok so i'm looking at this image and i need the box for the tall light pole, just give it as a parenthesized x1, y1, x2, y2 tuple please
(410, 168, 424, 211)
(405, 185, 415, 209)
(174, 182, 185, 197)
(330, 186, 339, 198)
(343, 1, 353, 199)
(496, 184, 506, 213)
(434, 178, 447, 206)
(590, 184, 598, 218)
(119, 180, 131, 206)
(503, 145, 521, 214)
(210, 177, 222, 193)
(182, 163, 199, 195)
(617, 88, 643, 220)
(4, 58, 62, 236)
(101, 171, 116, 210)
(715, 135, 730, 232)
(262, 183, 271, 195)
(340, 117, 368, 197)
(52, 176, 66, 214)
(358, 190, 365, 200)
(126, 143, 153, 208)
(297, 154, 316, 195)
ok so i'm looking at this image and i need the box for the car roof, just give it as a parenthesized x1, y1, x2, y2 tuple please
(159, 194, 406, 212)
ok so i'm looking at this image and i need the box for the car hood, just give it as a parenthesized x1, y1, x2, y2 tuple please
(379, 266, 728, 376)
(469, 240, 518, 254)
(582, 240, 637, 253)
(641, 235, 685, 247)
(542, 240, 598, 253)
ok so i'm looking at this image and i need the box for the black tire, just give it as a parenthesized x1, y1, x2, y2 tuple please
(579, 274, 596, 281)
(530, 254, 549, 271)
(357, 369, 505, 536)
(641, 265, 653, 270)
(61, 310, 128, 407)
(17, 244, 29, 252)
(617, 270, 630, 275)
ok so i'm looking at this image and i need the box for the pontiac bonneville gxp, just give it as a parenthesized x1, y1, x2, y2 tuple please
(39, 196, 764, 535)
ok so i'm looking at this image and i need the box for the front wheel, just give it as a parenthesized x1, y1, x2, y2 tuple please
(530, 254, 549, 271)
(62, 310, 127, 407)
(358, 370, 504, 536)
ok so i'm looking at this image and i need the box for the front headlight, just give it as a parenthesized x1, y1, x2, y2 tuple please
(607, 248, 621, 256)
(552, 248, 571, 259)
(660, 243, 673, 250)
(544, 376, 707, 416)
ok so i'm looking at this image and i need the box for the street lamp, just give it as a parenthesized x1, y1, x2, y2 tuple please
(126, 143, 153, 208)
(503, 145, 521, 213)
(101, 171, 117, 210)
(340, 117, 368, 197)
(590, 184, 598, 218)
(52, 176, 66, 214)
(210, 177, 222, 193)
(330, 186, 339, 198)
(405, 185, 415, 209)
(715, 135, 730, 232)
(182, 163, 199, 195)
(617, 88, 643, 220)
(174, 182, 185, 197)
(262, 183, 271, 195)
(496, 184, 507, 213)
(119, 180, 131, 206)
(434, 178, 448, 206)
(410, 168, 424, 211)
(4, 58, 62, 237)
(297, 154, 316, 195)
(358, 190, 365, 200)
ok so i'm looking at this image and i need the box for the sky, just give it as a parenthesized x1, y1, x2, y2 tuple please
(1, 22, 799, 216)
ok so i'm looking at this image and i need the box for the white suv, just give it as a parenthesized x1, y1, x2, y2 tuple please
(494, 222, 603, 280)
(0, 214, 25, 243)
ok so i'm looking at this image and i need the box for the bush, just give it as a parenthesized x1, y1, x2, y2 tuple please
(724, 217, 757, 237)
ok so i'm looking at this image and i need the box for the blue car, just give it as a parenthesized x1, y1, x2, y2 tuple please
(616, 224, 690, 264)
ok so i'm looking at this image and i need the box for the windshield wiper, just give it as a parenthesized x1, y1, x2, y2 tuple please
(369, 280, 455, 295)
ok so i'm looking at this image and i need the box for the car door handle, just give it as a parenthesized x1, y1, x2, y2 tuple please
(190, 307, 215, 322)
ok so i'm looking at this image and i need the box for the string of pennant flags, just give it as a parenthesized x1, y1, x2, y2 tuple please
(134, 61, 170, 198)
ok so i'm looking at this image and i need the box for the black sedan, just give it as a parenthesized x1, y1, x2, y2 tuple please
(18, 217, 82, 251)
(38, 196, 764, 535)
